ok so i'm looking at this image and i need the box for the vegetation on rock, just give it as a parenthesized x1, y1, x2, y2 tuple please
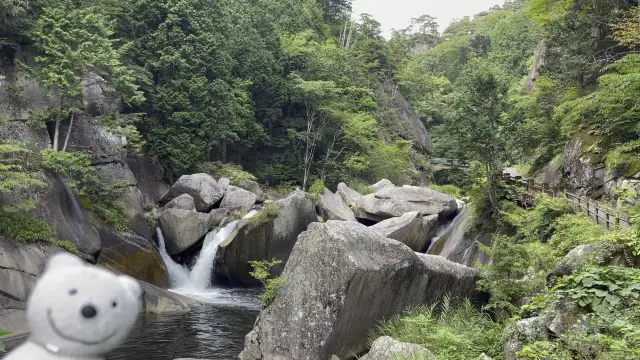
(249, 258, 287, 307)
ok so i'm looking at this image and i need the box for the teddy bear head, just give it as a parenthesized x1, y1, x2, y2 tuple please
(27, 253, 142, 357)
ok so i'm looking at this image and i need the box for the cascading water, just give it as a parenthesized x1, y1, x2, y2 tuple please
(156, 227, 190, 288)
(156, 209, 259, 306)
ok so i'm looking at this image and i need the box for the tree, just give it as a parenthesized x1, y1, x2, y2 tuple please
(446, 60, 510, 210)
(28, 1, 142, 152)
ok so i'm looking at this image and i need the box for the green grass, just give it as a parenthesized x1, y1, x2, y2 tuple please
(429, 184, 464, 199)
(373, 298, 504, 360)
(351, 180, 375, 195)
(245, 202, 280, 233)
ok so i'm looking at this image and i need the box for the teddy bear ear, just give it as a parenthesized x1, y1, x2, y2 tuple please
(118, 275, 143, 299)
(46, 252, 85, 271)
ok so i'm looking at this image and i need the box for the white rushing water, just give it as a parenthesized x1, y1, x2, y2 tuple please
(156, 209, 260, 305)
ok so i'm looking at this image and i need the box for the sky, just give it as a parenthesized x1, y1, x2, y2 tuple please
(351, 0, 506, 38)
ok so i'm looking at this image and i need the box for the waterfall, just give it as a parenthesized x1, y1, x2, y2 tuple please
(157, 209, 259, 292)
(156, 227, 191, 288)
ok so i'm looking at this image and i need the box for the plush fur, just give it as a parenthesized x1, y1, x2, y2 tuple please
(4, 253, 142, 360)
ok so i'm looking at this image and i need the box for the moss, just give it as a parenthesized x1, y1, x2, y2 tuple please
(245, 202, 280, 233)
(0, 210, 79, 254)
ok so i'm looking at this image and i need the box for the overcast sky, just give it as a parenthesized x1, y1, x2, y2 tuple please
(352, 0, 506, 38)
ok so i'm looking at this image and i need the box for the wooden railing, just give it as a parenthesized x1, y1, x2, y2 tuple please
(504, 174, 631, 230)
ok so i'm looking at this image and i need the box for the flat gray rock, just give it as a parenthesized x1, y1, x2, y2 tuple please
(163, 193, 196, 211)
(220, 186, 258, 214)
(355, 185, 458, 221)
(337, 182, 362, 207)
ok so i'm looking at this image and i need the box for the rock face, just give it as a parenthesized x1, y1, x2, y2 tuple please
(337, 182, 362, 207)
(82, 72, 121, 116)
(525, 41, 546, 93)
(371, 212, 438, 252)
(96, 228, 168, 288)
(503, 317, 549, 360)
(209, 208, 231, 228)
(160, 174, 226, 212)
(355, 186, 458, 222)
(360, 337, 435, 360)
(240, 221, 483, 360)
(318, 188, 356, 222)
(216, 190, 317, 286)
(427, 208, 491, 268)
(159, 208, 211, 255)
(0, 237, 63, 333)
(126, 154, 169, 207)
(164, 193, 196, 211)
(220, 186, 258, 214)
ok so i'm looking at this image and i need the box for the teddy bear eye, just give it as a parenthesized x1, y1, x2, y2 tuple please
(69, 289, 77, 295)
(112, 301, 117, 308)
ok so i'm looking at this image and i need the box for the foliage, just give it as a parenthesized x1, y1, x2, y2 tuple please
(0, 210, 79, 254)
(0, 142, 45, 212)
(350, 181, 374, 195)
(100, 114, 145, 153)
(0, 329, 9, 353)
(40, 150, 128, 231)
(197, 162, 257, 186)
(308, 179, 325, 202)
(373, 298, 505, 360)
(245, 202, 280, 234)
(517, 195, 575, 243)
(547, 214, 606, 258)
(249, 258, 287, 307)
(429, 184, 463, 199)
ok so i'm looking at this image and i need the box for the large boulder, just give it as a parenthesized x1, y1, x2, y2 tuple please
(337, 182, 362, 207)
(318, 188, 356, 222)
(238, 180, 268, 202)
(159, 208, 211, 255)
(427, 208, 492, 268)
(159, 173, 227, 212)
(96, 228, 168, 288)
(216, 190, 317, 286)
(164, 193, 196, 211)
(81, 72, 121, 116)
(372, 212, 438, 252)
(139, 281, 200, 314)
(66, 116, 127, 164)
(220, 186, 258, 214)
(240, 221, 483, 360)
(355, 185, 458, 222)
(503, 317, 548, 360)
(0, 237, 63, 333)
(373, 179, 395, 192)
(360, 336, 436, 360)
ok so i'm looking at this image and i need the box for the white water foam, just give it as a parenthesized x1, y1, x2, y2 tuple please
(156, 209, 259, 306)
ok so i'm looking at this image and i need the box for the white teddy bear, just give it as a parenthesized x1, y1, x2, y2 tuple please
(4, 252, 142, 360)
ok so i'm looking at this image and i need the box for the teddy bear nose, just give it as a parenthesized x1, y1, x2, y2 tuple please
(81, 304, 98, 319)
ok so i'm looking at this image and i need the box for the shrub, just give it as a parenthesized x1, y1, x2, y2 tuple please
(518, 195, 575, 242)
(520, 267, 640, 359)
(41, 150, 129, 231)
(198, 161, 257, 186)
(0, 210, 79, 254)
(429, 184, 463, 199)
(308, 179, 325, 202)
(547, 214, 605, 258)
(249, 258, 287, 307)
(245, 202, 280, 233)
(350, 180, 375, 195)
(0, 141, 46, 212)
(478, 236, 557, 316)
(374, 298, 505, 360)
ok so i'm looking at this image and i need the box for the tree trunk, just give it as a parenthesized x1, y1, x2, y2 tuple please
(52, 118, 61, 151)
(62, 113, 75, 152)
(221, 139, 227, 163)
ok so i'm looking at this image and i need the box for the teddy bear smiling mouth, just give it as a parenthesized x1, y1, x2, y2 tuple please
(46, 308, 117, 345)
